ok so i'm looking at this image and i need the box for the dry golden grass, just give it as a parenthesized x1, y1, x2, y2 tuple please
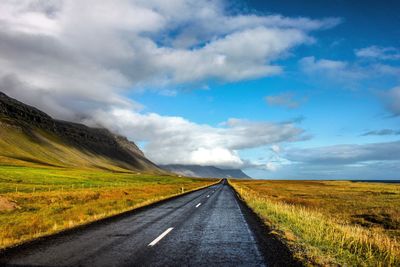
(0, 165, 217, 250)
(230, 180, 400, 266)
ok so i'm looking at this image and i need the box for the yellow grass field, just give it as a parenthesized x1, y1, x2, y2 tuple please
(230, 180, 400, 266)
(0, 165, 217, 250)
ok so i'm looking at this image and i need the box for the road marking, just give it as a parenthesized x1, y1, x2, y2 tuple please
(195, 203, 201, 208)
(148, 227, 173, 247)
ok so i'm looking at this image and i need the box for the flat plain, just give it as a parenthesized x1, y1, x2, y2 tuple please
(230, 179, 400, 266)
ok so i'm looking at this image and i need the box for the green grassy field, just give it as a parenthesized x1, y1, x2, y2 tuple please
(0, 165, 217, 249)
(0, 117, 219, 249)
(230, 180, 400, 266)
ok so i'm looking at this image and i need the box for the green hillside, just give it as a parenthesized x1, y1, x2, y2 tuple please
(0, 120, 143, 172)
(0, 92, 162, 172)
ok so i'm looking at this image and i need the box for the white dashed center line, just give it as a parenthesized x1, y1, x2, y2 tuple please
(148, 227, 174, 247)
(195, 203, 201, 208)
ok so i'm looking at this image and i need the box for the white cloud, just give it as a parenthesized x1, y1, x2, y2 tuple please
(266, 92, 306, 109)
(355, 46, 400, 60)
(248, 160, 400, 180)
(299, 56, 366, 81)
(0, 0, 339, 168)
(379, 86, 400, 117)
(157, 27, 309, 83)
(271, 145, 281, 154)
(299, 56, 400, 89)
(0, 0, 340, 112)
(285, 141, 400, 165)
(260, 140, 400, 179)
(265, 162, 279, 171)
(361, 129, 400, 136)
(82, 108, 307, 168)
(242, 145, 287, 172)
(371, 64, 400, 76)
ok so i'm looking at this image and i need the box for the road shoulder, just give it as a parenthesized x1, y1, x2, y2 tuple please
(230, 182, 303, 266)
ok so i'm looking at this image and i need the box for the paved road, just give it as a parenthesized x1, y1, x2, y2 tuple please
(0, 180, 266, 266)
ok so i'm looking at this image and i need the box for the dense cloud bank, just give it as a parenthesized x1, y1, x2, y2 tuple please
(0, 0, 336, 168)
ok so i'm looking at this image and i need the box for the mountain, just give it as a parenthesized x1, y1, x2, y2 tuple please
(0, 92, 162, 172)
(161, 164, 251, 179)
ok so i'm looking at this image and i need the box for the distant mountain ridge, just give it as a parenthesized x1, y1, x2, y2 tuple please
(161, 164, 251, 179)
(0, 92, 162, 172)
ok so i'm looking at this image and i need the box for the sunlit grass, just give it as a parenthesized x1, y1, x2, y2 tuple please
(0, 119, 218, 249)
(230, 180, 400, 266)
(0, 165, 217, 249)
(0, 121, 153, 171)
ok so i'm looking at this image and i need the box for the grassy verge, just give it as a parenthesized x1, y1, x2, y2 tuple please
(230, 180, 400, 266)
(0, 165, 217, 249)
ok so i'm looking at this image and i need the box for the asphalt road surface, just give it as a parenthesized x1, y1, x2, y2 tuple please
(0, 180, 268, 267)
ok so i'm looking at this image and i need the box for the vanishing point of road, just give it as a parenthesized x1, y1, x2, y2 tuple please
(0, 180, 284, 266)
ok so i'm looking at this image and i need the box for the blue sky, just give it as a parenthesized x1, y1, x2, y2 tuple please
(132, 0, 400, 179)
(1, 0, 399, 179)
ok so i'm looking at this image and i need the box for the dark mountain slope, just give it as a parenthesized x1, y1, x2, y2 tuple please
(0, 92, 162, 172)
(161, 164, 251, 179)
